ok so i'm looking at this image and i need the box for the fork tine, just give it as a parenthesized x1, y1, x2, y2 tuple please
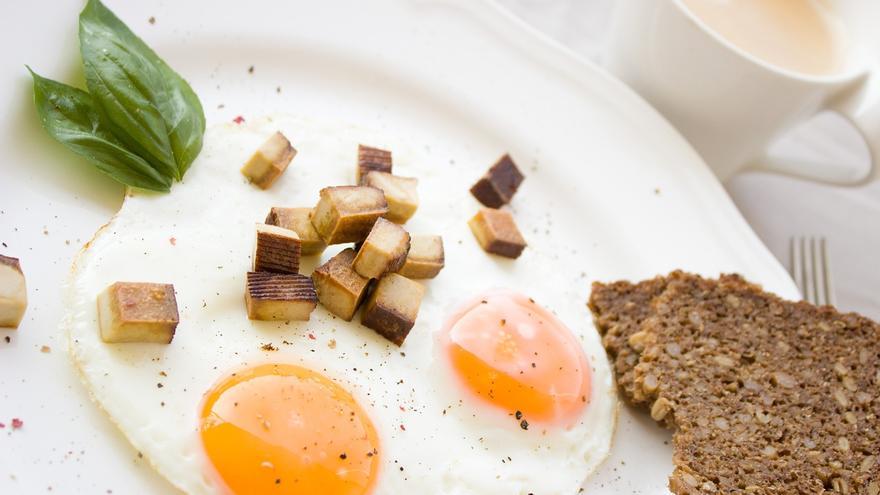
(820, 238, 836, 307)
(791, 236, 805, 300)
(803, 237, 818, 305)
(812, 237, 828, 306)
(789, 236, 836, 306)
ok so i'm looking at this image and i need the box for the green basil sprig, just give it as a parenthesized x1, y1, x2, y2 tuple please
(29, 70, 173, 191)
(29, 0, 205, 192)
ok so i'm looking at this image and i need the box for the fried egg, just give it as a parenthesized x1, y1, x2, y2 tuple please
(65, 115, 617, 494)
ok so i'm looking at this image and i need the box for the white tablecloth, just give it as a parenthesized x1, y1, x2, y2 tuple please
(498, 0, 880, 319)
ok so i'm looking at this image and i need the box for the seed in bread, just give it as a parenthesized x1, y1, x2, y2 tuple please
(353, 218, 411, 279)
(363, 172, 419, 224)
(245, 272, 317, 321)
(240, 131, 296, 189)
(311, 248, 370, 321)
(361, 273, 425, 346)
(469, 154, 524, 208)
(397, 235, 444, 279)
(264, 207, 327, 256)
(253, 223, 301, 274)
(0, 255, 27, 328)
(356, 144, 392, 183)
(97, 282, 179, 344)
(468, 208, 526, 259)
(311, 186, 388, 245)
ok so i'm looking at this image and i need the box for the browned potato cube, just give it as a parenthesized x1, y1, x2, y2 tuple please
(356, 144, 392, 183)
(311, 186, 388, 245)
(97, 282, 179, 343)
(397, 235, 444, 279)
(353, 218, 411, 279)
(468, 208, 527, 259)
(361, 273, 425, 346)
(241, 131, 297, 189)
(311, 248, 370, 321)
(470, 154, 525, 207)
(363, 172, 419, 224)
(265, 207, 327, 255)
(0, 255, 27, 328)
(253, 223, 301, 274)
(245, 272, 317, 321)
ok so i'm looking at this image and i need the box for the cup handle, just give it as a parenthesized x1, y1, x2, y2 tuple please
(752, 71, 880, 186)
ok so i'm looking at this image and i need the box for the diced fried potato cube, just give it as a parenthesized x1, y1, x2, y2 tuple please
(241, 131, 297, 189)
(0, 255, 27, 328)
(253, 223, 301, 274)
(353, 218, 410, 279)
(265, 207, 327, 255)
(246, 272, 317, 321)
(311, 186, 388, 245)
(468, 208, 527, 259)
(397, 235, 444, 279)
(97, 282, 179, 344)
(363, 172, 419, 224)
(361, 273, 425, 346)
(312, 248, 370, 321)
(356, 144, 392, 183)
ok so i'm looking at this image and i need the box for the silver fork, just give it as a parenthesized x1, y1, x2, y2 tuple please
(790, 236, 836, 306)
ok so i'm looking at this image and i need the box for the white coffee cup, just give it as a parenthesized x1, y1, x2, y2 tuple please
(604, 0, 880, 185)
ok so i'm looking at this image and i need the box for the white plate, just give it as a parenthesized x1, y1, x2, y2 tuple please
(0, 0, 798, 493)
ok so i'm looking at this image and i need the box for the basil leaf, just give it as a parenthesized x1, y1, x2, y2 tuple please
(79, 0, 205, 178)
(79, 4, 178, 180)
(29, 69, 172, 192)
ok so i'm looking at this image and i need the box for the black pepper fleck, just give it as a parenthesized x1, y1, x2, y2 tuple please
(519, 419, 529, 430)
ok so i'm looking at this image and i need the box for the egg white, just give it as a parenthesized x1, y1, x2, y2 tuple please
(64, 115, 617, 495)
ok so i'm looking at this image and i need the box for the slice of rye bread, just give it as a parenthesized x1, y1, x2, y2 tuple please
(632, 274, 880, 494)
(588, 271, 754, 405)
(588, 273, 676, 404)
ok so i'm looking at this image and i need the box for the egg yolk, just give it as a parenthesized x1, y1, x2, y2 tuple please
(199, 364, 380, 495)
(440, 291, 591, 426)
